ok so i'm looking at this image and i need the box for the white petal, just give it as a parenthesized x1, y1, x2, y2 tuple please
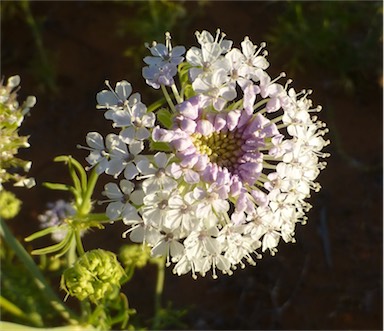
(96, 91, 117, 107)
(124, 162, 139, 180)
(86, 132, 104, 150)
(120, 179, 134, 195)
(154, 152, 168, 168)
(130, 190, 145, 205)
(106, 201, 123, 220)
(128, 140, 144, 155)
(115, 80, 132, 100)
(103, 182, 123, 200)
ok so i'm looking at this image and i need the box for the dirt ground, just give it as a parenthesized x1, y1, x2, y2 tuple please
(1, 1, 382, 330)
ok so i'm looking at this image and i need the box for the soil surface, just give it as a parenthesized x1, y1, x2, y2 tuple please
(1, 1, 382, 330)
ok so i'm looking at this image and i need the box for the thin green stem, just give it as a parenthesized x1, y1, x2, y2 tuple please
(0, 218, 79, 324)
(253, 98, 269, 112)
(75, 230, 85, 257)
(171, 84, 183, 104)
(161, 85, 176, 113)
(67, 235, 77, 266)
(152, 256, 166, 330)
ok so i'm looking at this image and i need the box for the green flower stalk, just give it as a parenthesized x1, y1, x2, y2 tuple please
(61, 249, 125, 303)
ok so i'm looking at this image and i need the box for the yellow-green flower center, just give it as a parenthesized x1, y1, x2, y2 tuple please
(191, 130, 244, 169)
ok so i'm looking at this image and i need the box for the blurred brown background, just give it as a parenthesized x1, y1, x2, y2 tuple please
(1, 1, 382, 330)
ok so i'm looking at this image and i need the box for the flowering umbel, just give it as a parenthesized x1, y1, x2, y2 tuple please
(83, 30, 329, 279)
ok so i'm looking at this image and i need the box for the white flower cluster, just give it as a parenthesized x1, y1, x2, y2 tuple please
(0, 75, 36, 189)
(82, 30, 329, 278)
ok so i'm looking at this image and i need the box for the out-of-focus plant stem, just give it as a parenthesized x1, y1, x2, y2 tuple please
(152, 256, 166, 330)
(0, 217, 79, 325)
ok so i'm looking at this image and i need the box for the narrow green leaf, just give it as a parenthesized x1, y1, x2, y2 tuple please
(67, 157, 88, 193)
(157, 108, 173, 129)
(0, 296, 26, 319)
(147, 97, 166, 113)
(0, 322, 96, 330)
(25, 225, 63, 242)
(43, 182, 73, 191)
(149, 141, 172, 152)
(30, 232, 73, 256)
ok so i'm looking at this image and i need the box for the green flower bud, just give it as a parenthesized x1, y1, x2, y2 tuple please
(119, 244, 151, 269)
(0, 190, 21, 219)
(61, 249, 125, 303)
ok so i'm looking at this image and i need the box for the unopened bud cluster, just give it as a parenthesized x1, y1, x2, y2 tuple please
(61, 249, 124, 303)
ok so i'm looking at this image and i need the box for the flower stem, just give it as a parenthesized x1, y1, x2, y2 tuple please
(171, 84, 183, 104)
(152, 256, 166, 330)
(161, 85, 176, 113)
(75, 230, 85, 257)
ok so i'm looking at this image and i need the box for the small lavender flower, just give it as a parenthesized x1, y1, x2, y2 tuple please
(38, 200, 76, 242)
(142, 32, 186, 89)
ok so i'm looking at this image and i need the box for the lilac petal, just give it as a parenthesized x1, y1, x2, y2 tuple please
(173, 138, 193, 151)
(196, 119, 214, 135)
(230, 177, 243, 196)
(213, 97, 227, 111)
(202, 163, 218, 182)
(152, 126, 174, 142)
(226, 110, 241, 131)
(193, 154, 209, 171)
(243, 113, 270, 137)
(177, 145, 197, 156)
(179, 118, 197, 133)
(262, 122, 279, 137)
(177, 98, 200, 120)
(150, 43, 167, 57)
(180, 153, 199, 168)
(213, 113, 228, 131)
(184, 169, 200, 183)
(168, 163, 183, 179)
(172, 45, 186, 57)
